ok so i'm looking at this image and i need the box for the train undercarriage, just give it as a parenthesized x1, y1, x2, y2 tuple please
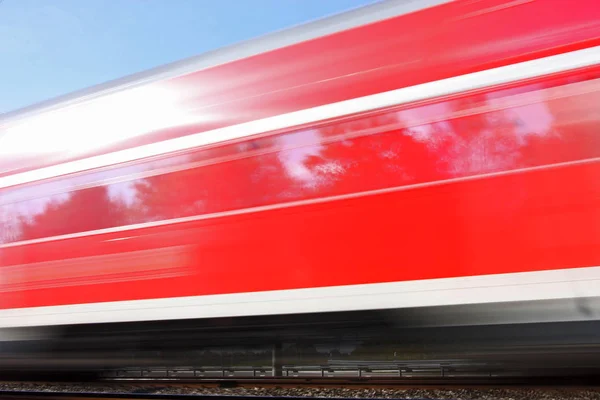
(2, 297, 600, 379)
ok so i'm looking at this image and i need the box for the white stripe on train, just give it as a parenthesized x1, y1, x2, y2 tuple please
(0, 265, 599, 328)
(1, 45, 600, 190)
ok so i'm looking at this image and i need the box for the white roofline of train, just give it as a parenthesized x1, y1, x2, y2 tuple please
(0, 0, 451, 124)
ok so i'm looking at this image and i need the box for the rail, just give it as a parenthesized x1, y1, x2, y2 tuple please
(99, 359, 534, 380)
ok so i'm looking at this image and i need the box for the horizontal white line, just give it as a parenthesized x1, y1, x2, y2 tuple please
(1, 45, 599, 190)
(2, 156, 598, 249)
(0, 266, 599, 329)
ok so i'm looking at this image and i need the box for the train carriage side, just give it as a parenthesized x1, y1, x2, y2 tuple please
(1, 0, 600, 372)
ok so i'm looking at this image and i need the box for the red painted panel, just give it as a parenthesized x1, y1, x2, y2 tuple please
(0, 160, 598, 309)
(1, 67, 600, 309)
(1, 0, 599, 177)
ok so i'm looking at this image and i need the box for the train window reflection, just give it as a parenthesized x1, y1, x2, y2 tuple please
(2, 72, 600, 244)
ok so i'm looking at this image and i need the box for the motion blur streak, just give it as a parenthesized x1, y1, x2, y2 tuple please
(0, 245, 192, 292)
(0, 0, 599, 375)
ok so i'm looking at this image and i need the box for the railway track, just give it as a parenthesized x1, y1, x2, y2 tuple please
(2, 359, 600, 399)
(2, 373, 600, 399)
(4, 364, 600, 386)
(1, 382, 600, 400)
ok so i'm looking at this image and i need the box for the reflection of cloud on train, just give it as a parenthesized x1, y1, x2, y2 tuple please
(277, 130, 326, 190)
(0, 0, 599, 376)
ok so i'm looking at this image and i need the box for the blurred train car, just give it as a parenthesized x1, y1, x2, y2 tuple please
(1, 0, 600, 373)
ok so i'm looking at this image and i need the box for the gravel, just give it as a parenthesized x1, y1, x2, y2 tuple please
(1, 382, 600, 399)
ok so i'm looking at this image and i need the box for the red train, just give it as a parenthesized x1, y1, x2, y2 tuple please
(1, 0, 600, 373)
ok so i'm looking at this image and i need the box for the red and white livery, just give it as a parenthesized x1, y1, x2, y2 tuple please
(0, 0, 599, 355)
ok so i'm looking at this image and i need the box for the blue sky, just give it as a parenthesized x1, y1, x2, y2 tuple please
(0, 0, 375, 114)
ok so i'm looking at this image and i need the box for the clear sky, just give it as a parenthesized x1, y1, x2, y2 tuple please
(0, 0, 376, 114)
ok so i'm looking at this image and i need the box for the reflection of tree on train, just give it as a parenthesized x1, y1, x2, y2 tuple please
(300, 96, 553, 198)
(440, 94, 551, 176)
(18, 186, 127, 241)
(0, 206, 22, 244)
(519, 82, 600, 166)
(9, 82, 596, 244)
(301, 113, 441, 196)
(0, 108, 528, 243)
(127, 84, 599, 224)
(129, 137, 300, 222)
